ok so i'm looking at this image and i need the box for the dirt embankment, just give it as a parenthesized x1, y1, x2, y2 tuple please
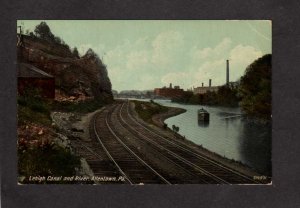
(51, 108, 103, 142)
(152, 107, 186, 128)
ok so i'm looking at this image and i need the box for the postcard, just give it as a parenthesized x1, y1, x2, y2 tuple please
(17, 20, 271, 184)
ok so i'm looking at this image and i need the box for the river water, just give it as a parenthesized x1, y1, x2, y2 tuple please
(153, 99, 272, 176)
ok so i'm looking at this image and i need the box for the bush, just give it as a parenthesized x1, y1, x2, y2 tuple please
(18, 141, 81, 184)
(18, 89, 52, 126)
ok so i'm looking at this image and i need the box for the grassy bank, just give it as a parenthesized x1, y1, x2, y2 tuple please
(132, 100, 168, 124)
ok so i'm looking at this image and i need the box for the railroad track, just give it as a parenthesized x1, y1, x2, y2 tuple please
(118, 100, 260, 184)
(110, 104, 209, 184)
(71, 138, 122, 184)
(72, 101, 262, 184)
(93, 105, 171, 184)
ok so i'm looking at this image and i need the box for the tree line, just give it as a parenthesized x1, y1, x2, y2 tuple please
(25, 21, 80, 58)
(172, 54, 272, 120)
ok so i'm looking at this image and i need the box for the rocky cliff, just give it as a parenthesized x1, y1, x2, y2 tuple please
(18, 35, 113, 101)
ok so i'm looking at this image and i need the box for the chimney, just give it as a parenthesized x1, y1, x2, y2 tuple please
(226, 59, 229, 85)
(209, 79, 212, 87)
(169, 83, 172, 89)
(202, 83, 204, 87)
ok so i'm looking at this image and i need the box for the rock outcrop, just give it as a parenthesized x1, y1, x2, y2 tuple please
(18, 35, 113, 101)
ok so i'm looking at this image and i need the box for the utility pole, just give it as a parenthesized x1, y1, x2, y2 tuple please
(17, 26, 22, 35)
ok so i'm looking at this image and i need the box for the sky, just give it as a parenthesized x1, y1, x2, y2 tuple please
(17, 20, 272, 92)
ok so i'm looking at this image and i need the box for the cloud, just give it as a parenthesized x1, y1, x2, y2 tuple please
(87, 31, 265, 91)
(151, 31, 184, 67)
(191, 38, 232, 60)
(161, 72, 191, 89)
(229, 44, 263, 65)
(193, 59, 226, 87)
(190, 43, 263, 87)
(126, 50, 149, 71)
(229, 44, 263, 80)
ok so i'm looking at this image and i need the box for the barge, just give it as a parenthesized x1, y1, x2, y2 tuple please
(198, 108, 209, 122)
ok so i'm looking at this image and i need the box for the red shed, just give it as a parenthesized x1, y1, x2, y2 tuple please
(18, 63, 55, 99)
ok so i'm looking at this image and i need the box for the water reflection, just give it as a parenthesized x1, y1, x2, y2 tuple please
(154, 99, 271, 176)
(198, 121, 209, 127)
(238, 119, 272, 175)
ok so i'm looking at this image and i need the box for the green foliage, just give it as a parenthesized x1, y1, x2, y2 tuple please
(72, 47, 80, 58)
(34, 21, 55, 42)
(239, 54, 271, 120)
(172, 91, 194, 103)
(33, 21, 71, 53)
(202, 91, 218, 105)
(18, 88, 52, 126)
(134, 100, 168, 123)
(188, 94, 201, 104)
(18, 141, 81, 184)
(172, 86, 239, 107)
(216, 85, 240, 107)
(18, 106, 52, 126)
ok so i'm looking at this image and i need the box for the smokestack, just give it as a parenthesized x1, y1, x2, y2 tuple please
(209, 79, 212, 87)
(202, 83, 204, 87)
(169, 83, 172, 89)
(226, 59, 229, 85)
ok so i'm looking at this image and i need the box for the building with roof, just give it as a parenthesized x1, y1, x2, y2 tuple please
(154, 83, 185, 99)
(18, 63, 55, 99)
(193, 79, 219, 95)
(193, 86, 219, 95)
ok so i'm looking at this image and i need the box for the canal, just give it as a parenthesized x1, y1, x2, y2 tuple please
(154, 99, 272, 176)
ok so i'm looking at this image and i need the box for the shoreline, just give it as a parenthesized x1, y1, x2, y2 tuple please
(152, 107, 186, 127)
(141, 103, 271, 182)
(171, 100, 271, 124)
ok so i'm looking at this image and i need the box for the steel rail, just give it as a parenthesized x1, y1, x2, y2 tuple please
(112, 104, 210, 184)
(73, 138, 104, 160)
(118, 103, 228, 184)
(105, 107, 172, 185)
(93, 107, 133, 184)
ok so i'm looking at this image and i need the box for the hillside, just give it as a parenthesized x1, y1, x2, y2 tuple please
(18, 34, 113, 102)
(17, 33, 114, 183)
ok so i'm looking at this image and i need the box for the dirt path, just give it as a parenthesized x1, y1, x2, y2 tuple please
(51, 108, 104, 141)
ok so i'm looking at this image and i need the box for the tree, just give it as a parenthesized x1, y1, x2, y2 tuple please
(34, 21, 55, 42)
(72, 47, 80, 58)
(239, 54, 271, 120)
(216, 85, 239, 107)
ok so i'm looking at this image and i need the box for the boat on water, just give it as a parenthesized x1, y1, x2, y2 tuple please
(198, 108, 209, 122)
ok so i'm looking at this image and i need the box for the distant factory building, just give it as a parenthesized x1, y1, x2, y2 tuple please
(193, 79, 219, 95)
(154, 83, 184, 99)
(193, 60, 231, 95)
(18, 63, 55, 99)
